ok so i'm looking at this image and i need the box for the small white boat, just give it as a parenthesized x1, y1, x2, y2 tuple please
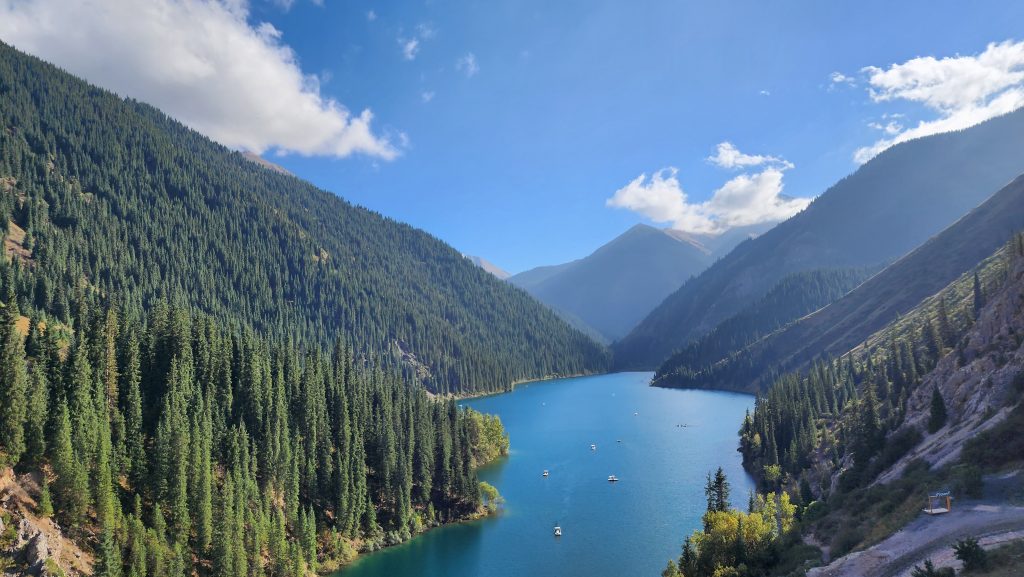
(590, 443, 597, 451)
(608, 475, 619, 482)
(633, 412, 638, 416)
(542, 470, 549, 477)
(553, 524, 562, 537)
(616, 439, 622, 443)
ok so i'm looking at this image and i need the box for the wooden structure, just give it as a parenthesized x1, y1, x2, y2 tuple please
(923, 491, 952, 515)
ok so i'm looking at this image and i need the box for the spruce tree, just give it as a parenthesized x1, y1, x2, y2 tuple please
(23, 366, 48, 464)
(973, 272, 986, 316)
(0, 302, 28, 463)
(928, 387, 948, 433)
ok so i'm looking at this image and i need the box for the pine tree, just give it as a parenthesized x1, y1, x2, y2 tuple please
(50, 398, 89, 526)
(928, 387, 948, 434)
(712, 467, 730, 512)
(94, 525, 124, 577)
(0, 302, 29, 463)
(854, 383, 882, 465)
(121, 329, 146, 488)
(37, 475, 54, 517)
(23, 367, 48, 464)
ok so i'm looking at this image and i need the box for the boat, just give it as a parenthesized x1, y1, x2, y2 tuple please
(608, 475, 619, 482)
(553, 524, 562, 537)
(590, 443, 596, 451)
(542, 470, 549, 477)
(616, 439, 622, 443)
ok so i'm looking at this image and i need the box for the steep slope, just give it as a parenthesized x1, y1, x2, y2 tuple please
(615, 107, 1024, 369)
(465, 255, 511, 280)
(657, 175, 1024, 391)
(0, 42, 608, 395)
(653, 267, 875, 385)
(509, 223, 715, 341)
(667, 235, 1024, 577)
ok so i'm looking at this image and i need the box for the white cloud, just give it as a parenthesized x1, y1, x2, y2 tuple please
(759, 89, 771, 96)
(421, 91, 435, 103)
(607, 145, 810, 235)
(854, 39, 1024, 163)
(401, 38, 420, 60)
(367, 10, 377, 21)
(456, 53, 479, 77)
(707, 142, 793, 170)
(398, 23, 436, 61)
(0, 0, 397, 160)
(829, 71, 856, 90)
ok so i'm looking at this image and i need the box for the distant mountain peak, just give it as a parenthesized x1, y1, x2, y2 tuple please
(241, 151, 293, 176)
(465, 255, 511, 280)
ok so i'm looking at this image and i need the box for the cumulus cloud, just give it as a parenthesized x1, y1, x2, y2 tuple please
(707, 141, 793, 170)
(854, 39, 1024, 163)
(0, 0, 397, 160)
(456, 53, 479, 77)
(421, 91, 435, 103)
(607, 144, 810, 235)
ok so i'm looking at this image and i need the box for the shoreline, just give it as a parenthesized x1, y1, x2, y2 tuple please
(431, 370, 609, 402)
(322, 505, 501, 576)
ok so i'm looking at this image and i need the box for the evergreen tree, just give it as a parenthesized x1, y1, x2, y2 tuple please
(928, 387, 948, 434)
(0, 301, 28, 463)
(23, 366, 48, 464)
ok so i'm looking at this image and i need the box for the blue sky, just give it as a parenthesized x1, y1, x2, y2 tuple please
(3, 0, 1024, 272)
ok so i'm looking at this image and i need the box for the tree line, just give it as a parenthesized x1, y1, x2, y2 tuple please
(0, 41, 608, 397)
(0, 287, 508, 576)
(654, 268, 874, 390)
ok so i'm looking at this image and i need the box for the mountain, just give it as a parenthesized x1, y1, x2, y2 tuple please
(656, 173, 1024, 392)
(465, 255, 510, 280)
(509, 223, 768, 342)
(663, 231, 1024, 577)
(614, 107, 1024, 370)
(0, 42, 608, 395)
(653, 266, 876, 386)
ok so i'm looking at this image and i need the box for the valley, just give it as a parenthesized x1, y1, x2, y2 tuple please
(1, 6, 1024, 577)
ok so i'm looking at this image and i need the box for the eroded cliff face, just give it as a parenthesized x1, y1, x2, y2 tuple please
(1, 468, 91, 576)
(877, 251, 1024, 483)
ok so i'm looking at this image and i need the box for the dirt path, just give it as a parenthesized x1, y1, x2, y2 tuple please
(807, 504, 1024, 577)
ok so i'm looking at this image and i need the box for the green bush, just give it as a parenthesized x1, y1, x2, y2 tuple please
(802, 501, 829, 523)
(963, 402, 1024, 468)
(911, 559, 955, 577)
(831, 526, 865, 558)
(953, 537, 988, 572)
(951, 464, 984, 499)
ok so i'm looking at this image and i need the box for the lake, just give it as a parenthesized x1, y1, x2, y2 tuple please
(338, 372, 755, 577)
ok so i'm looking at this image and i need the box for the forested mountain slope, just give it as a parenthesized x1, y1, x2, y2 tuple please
(510, 224, 716, 341)
(0, 291, 510, 576)
(668, 234, 1024, 577)
(653, 267, 874, 386)
(615, 107, 1024, 370)
(656, 174, 1024, 392)
(0, 42, 608, 395)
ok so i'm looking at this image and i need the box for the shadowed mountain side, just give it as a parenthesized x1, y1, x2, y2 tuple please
(510, 223, 714, 341)
(615, 107, 1024, 370)
(655, 174, 1024, 392)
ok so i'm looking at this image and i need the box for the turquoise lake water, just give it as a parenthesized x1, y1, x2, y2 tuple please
(338, 372, 755, 577)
